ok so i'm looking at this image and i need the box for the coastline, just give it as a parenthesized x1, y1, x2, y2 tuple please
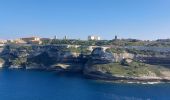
(83, 72, 170, 84)
(1, 67, 169, 84)
(1, 44, 170, 84)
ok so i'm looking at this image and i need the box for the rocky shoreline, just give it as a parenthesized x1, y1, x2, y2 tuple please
(1, 44, 170, 84)
(84, 72, 170, 83)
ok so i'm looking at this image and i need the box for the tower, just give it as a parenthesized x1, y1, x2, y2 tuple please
(54, 35, 57, 40)
(115, 35, 117, 40)
(64, 36, 68, 40)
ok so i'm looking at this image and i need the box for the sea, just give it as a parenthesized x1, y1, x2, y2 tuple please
(0, 69, 170, 100)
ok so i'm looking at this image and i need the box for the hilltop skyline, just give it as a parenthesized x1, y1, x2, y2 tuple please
(0, 0, 170, 40)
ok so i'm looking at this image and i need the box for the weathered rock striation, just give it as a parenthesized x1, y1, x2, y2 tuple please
(0, 44, 87, 72)
(0, 58, 4, 68)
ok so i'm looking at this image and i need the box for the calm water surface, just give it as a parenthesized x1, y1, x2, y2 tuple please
(0, 69, 170, 100)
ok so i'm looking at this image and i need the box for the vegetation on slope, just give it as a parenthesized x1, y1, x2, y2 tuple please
(92, 60, 168, 77)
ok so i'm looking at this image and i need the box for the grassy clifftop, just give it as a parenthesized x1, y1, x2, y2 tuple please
(93, 62, 166, 77)
(84, 59, 170, 82)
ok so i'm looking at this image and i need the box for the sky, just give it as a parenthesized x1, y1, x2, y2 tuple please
(0, 0, 170, 40)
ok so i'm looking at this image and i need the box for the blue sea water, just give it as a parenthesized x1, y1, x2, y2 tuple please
(0, 69, 170, 100)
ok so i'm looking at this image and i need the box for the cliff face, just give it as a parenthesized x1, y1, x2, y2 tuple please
(90, 47, 115, 64)
(126, 46, 170, 66)
(0, 44, 87, 71)
(84, 47, 170, 82)
(1, 44, 170, 83)
(0, 58, 4, 68)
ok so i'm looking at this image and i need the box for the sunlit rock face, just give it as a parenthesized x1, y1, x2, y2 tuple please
(0, 44, 87, 70)
(0, 58, 4, 68)
(91, 47, 115, 64)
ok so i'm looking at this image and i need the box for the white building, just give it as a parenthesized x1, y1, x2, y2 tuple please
(88, 35, 101, 40)
(21, 37, 42, 44)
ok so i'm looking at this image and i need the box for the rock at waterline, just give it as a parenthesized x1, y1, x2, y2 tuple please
(0, 58, 5, 68)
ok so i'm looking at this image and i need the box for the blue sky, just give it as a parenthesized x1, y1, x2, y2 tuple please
(0, 0, 170, 40)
